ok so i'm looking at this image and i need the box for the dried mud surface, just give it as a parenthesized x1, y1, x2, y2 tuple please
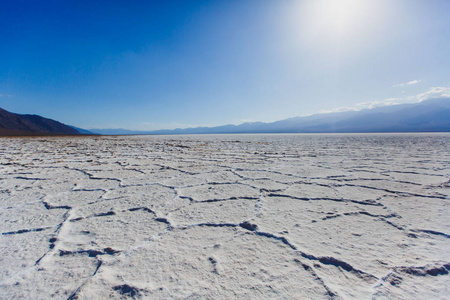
(1, 133, 449, 299)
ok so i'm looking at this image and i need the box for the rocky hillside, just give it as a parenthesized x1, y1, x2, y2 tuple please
(0, 107, 81, 136)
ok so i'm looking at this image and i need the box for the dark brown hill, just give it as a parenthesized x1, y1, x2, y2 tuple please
(0, 107, 81, 136)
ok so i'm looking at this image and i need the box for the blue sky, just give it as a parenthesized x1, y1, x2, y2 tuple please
(1, 0, 449, 130)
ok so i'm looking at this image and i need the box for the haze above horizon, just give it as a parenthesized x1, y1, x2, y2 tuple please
(1, 0, 449, 130)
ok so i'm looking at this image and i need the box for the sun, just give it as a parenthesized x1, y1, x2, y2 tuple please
(296, 0, 383, 45)
(320, 0, 366, 32)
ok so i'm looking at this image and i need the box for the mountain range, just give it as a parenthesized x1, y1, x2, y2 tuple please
(1, 98, 449, 136)
(89, 98, 450, 135)
(0, 108, 82, 136)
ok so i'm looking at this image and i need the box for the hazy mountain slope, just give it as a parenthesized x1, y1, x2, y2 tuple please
(0, 107, 81, 136)
(318, 98, 450, 133)
(87, 128, 151, 135)
(147, 98, 450, 134)
(86, 98, 450, 135)
(69, 126, 95, 135)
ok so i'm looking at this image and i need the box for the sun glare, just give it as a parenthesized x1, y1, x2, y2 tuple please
(310, 0, 373, 39)
(293, 0, 385, 48)
(319, 0, 366, 32)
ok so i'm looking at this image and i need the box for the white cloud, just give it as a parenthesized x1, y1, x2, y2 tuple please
(354, 98, 404, 109)
(320, 86, 450, 115)
(319, 106, 357, 114)
(358, 86, 450, 109)
(417, 86, 450, 102)
(320, 97, 408, 114)
(393, 79, 420, 87)
(406, 79, 420, 85)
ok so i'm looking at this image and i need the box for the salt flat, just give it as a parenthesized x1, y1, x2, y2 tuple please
(0, 133, 449, 299)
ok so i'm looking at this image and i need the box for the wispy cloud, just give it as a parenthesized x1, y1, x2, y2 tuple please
(393, 79, 420, 87)
(354, 97, 409, 109)
(417, 86, 450, 102)
(319, 98, 407, 114)
(320, 86, 450, 114)
(0, 94, 13, 98)
(319, 106, 358, 114)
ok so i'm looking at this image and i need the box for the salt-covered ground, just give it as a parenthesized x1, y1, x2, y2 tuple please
(1, 133, 449, 299)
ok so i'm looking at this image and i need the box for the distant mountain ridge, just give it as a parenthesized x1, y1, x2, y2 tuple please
(0, 107, 81, 136)
(3, 98, 449, 136)
(87, 128, 142, 135)
(88, 98, 450, 135)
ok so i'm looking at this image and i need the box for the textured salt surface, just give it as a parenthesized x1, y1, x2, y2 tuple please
(0, 133, 449, 299)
